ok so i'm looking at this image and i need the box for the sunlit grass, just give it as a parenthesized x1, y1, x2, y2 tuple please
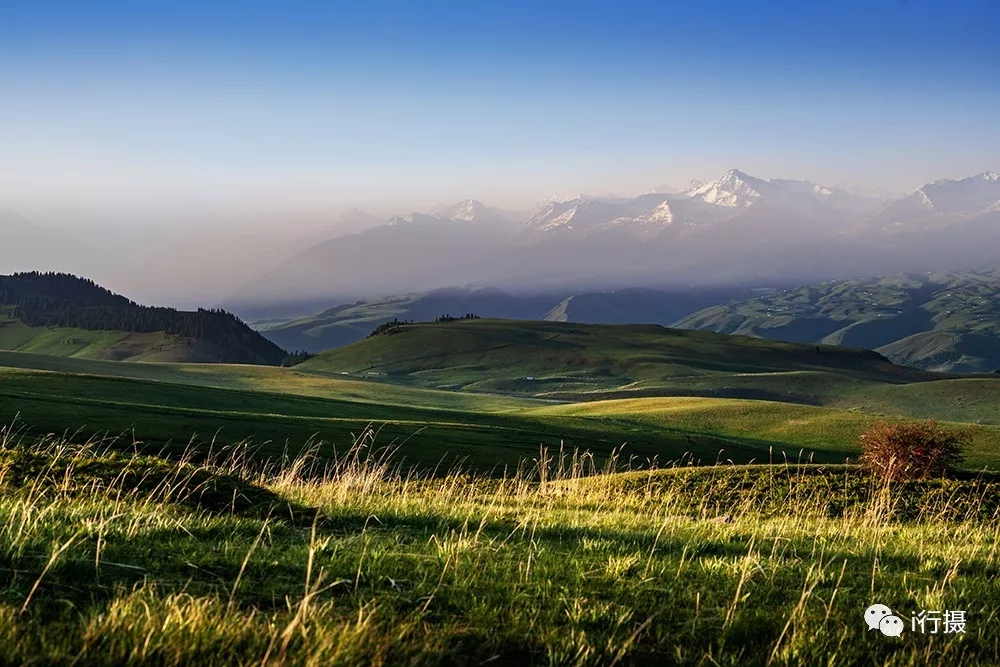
(1, 424, 998, 665)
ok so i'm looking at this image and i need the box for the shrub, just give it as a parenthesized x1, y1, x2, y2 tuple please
(859, 420, 968, 481)
(367, 318, 410, 338)
(281, 350, 314, 367)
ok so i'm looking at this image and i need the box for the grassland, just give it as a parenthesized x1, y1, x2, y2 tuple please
(0, 363, 834, 469)
(298, 318, 1000, 423)
(1, 429, 997, 666)
(0, 319, 199, 361)
(2, 315, 1000, 470)
(675, 269, 1000, 373)
(3, 315, 1000, 665)
(300, 320, 930, 392)
(529, 397, 1000, 469)
(3, 351, 1000, 469)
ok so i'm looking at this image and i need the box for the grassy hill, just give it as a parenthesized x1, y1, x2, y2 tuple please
(298, 318, 934, 397)
(3, 311, 1000, 663)
(0, 360, 859, 469)
(675, 269, 1000, 372)
(0, 272, 288, 364)
(4, 317, 999, 468)
(252, 287, 556, 353)
(250, 286, 745, 354)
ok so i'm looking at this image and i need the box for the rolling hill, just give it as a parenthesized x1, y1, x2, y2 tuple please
(675, 268, 1000, 373)
(0, 272, 288, 364)
(296, 318, 936, 398)
(253, 288, 557, 352)
(2, 316, 1000, 470)
(252, 286, 745, 353)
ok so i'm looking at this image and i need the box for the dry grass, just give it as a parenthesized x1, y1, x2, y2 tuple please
(0, 424, 997, 666)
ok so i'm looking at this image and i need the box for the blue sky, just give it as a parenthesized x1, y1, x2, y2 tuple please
(1, 0, 998, 212)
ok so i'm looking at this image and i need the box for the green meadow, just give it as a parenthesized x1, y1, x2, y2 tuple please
(2, 318, 1000, 664)
(1, 431, 997, 666)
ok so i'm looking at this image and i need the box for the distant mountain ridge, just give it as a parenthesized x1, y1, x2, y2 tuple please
(867, 172, 1000, 229)
(0, 272, 288, 365)
(252, 285, 749, 353)
(218, 167, 997, 310)
(675, 268, 1000, 373)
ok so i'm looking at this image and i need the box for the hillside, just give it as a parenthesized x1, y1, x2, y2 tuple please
(297, 318, 935, 399)
(676, 269, 1000, 373)
(254, 288, 557, 352)
(0, 272, 288, 365)
(252, 286, 744, 353)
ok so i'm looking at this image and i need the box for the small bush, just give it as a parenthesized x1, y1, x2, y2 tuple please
(281, 350, 314, 367)
(859, 420, 968, 481)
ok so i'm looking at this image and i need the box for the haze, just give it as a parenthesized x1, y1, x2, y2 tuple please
(1, 0, 998, 308)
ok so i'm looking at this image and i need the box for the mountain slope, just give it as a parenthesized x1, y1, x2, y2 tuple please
(0, 273, 288, 364)
(254, 286, 749, 353)
(297, 318, 932, 398)
(542, 287, 749, 325)
(229, 213, 515, 306)
(227, 168, 1000, 312)
(867, 171, 1000, 229)
(254, 287, 556, 353)
(675, 269, 1000, 373)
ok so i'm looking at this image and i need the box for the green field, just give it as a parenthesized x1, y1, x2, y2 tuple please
(0, 363, 842, 469)
(2, 318, 1000, 470)
(0, 319, 193, 361)
(1, 433, 998, 665)
(3, 317, 1000, 665)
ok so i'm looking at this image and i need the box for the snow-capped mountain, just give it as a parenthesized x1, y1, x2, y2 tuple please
(444, 199, 491, 221)
(686, 169, 771, 208)
(384, 200, 516, 228)
(868, 171, 1000, 229)
(521, 169, 875, 237)
(440, 199, 517, 226)
(519, 194, 673, 235)
(687, 170, 880, 215)
(227, 168, 1000, 312)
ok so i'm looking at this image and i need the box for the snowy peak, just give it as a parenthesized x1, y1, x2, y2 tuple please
(443, 199, 489, 222)
(867, 170, 1000, 228)
(520, 195, 673, 236)
(438, 199, 516, 226)
(688, 169, 770, 208)
(521, 169, 864, 237)
(385, 212, 446, 226)
(908, 171, 1000, 213)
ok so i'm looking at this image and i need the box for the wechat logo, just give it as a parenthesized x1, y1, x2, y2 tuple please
(865, 604, 904, 637)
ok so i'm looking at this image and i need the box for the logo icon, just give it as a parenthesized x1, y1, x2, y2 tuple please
(865, 604, 905, 637)
(865, 604, 892, 630)
(879, 614, 905, 637)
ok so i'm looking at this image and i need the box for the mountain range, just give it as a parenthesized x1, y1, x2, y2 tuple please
(253, 285, 747, 353)
(676, 268, 1000, 373)
(227, 169, 1000, 311)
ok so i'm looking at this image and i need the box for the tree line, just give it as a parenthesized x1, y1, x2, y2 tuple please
(368, 313, 481, 338)
(1, 272, 288, 365)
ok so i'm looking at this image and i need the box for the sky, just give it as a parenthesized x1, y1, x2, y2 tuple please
(1, 0, 998, 224)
